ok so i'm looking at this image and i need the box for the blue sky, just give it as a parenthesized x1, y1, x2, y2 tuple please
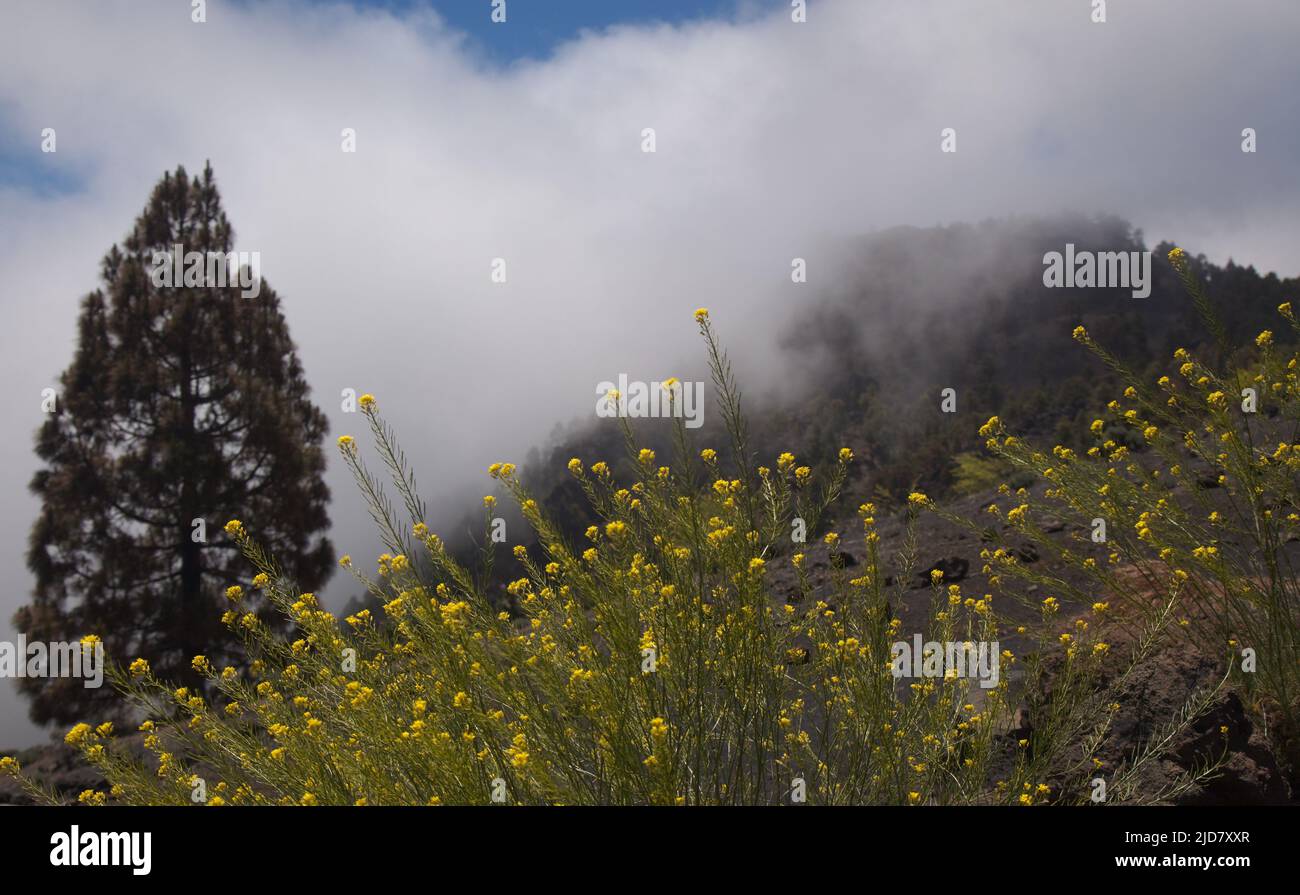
(324, 0, 768, 62)
(0, 102, 84, 197)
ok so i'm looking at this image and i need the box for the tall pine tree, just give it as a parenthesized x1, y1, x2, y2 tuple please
(17, 163, 333, 725)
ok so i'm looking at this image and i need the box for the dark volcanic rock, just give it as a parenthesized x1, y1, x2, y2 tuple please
(0, 742, 105, 806)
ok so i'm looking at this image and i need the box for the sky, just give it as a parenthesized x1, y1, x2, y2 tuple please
(1, 0, 1298, 747)
(345, 0, 758, 61)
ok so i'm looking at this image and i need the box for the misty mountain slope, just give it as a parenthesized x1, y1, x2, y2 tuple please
(415, 215, 1300, 684)
(507, 214, 1296, 548)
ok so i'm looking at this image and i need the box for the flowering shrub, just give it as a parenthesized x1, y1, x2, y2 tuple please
(4, 280, 1272, 805)
(957, 248, 1300, 781)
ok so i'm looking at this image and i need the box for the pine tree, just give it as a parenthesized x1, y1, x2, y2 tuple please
(16, 163, 333, 725)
